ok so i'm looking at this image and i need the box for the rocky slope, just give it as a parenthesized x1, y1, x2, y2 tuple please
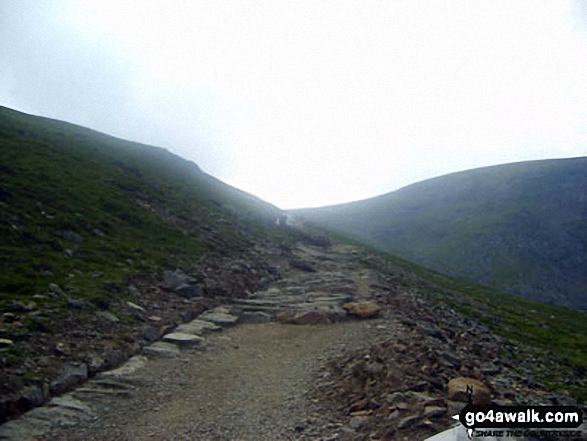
(293, 157, 587, 311)
(0, 243, 585, 440)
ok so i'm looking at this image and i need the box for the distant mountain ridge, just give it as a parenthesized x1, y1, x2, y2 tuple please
(293, 158, 587, 311)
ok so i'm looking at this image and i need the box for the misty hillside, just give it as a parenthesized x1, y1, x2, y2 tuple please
(0, 105, 293, 304)
(293, 158, 587, 311)
(1, 106, 586, 433)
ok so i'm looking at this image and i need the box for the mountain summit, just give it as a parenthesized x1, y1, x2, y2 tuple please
(294, 158, 587, 311)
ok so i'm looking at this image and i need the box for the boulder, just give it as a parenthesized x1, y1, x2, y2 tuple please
(50, 363, 88, 395)
(448, 377, 491, 405)
(342, 301, 381, 319)
(143, 342, 180, 358)
(174, 283, 203, 299)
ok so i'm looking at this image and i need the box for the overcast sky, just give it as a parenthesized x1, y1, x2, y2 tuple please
(1, 1, 587, 209)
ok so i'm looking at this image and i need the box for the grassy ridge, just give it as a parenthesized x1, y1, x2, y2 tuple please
(294, 158, 587, 310)
(0, 106, 284, 310)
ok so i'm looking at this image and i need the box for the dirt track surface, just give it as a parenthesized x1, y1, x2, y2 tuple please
(44, 320, 385, 441)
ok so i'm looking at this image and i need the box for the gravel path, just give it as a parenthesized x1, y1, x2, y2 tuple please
(45, 319, 385, 441)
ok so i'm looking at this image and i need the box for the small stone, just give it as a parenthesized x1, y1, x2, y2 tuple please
(96, 311, 119, 322)
(349, 416, 368, 430)
(48, 283, 64, 296)
(123, 301, 143, 313)
(163, 332, 205, 347)
(67, 297, 85, 309)
(397, 415, 422, 429)
(141, 325, 159, 342)
(0, 338, 14, 349)
(197, 312, 239, 327)
(424, 406, 446, 419)
(50, 395, 91, 413)
(386, 392, 408, 404)
(176, 319, 221, 335)
(55, 342, 69, 356)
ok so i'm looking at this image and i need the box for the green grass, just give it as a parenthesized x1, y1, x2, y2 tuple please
(0, 106, 287, 312)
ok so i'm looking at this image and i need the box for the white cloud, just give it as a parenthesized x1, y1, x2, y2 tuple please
(2, 0, 587, 208)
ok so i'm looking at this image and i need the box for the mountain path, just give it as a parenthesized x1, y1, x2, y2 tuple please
(1, 244, 404, 440)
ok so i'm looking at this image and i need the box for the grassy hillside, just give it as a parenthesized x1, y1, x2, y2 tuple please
(0, 106, 288, 311)
(293, 159, 587, 310)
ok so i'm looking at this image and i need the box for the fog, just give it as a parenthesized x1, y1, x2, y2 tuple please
(1, 1, 587, 208)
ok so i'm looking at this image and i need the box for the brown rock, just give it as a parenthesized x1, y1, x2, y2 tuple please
(349, 399, 370, 413)
(448, 377, 491, 405)
(342, 301, 381, 319)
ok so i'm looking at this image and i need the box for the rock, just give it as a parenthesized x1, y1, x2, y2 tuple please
(3, 312, 19, 323)
(342, 301, 381, 319)
(481, 362, 501, 376)
(290, 259, 317, 272)
(141, 325, 160, 342)
(48, 283, 64, 296)
(175, 283, 203, 299)
(55, 342, 69, 356)
(349, 399, 370, 413)
(424, 406, 446, 419)
(397, 415, 423, 429)
(126, 301, 144, 312)
(198, 312, 239, 327)
(143, 342, 180, 358)
(101, 355, 147, 377)
(420, 325, 445, 341)
(163, 332, 205, 347)
(163, 269, 195, 290)
(49, 395, 90, 413)
(21, 385, 46, 407)
(0, 338, 14, 349)
(446, 399, 466, 417)
(349, 415, 369, 430)
(239, 311, 273, 323)
(448, 377, 491, 405)
(50, 363, 89, 395)
(87, 355, 106, 375)
(128, 284, 140, 296)
(176, 319, 221, 334)
(95, 311, 119, 322)
(349, 399, 380, 413)
(386, 392, 409, 404)
(66, 297, 85, 309)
